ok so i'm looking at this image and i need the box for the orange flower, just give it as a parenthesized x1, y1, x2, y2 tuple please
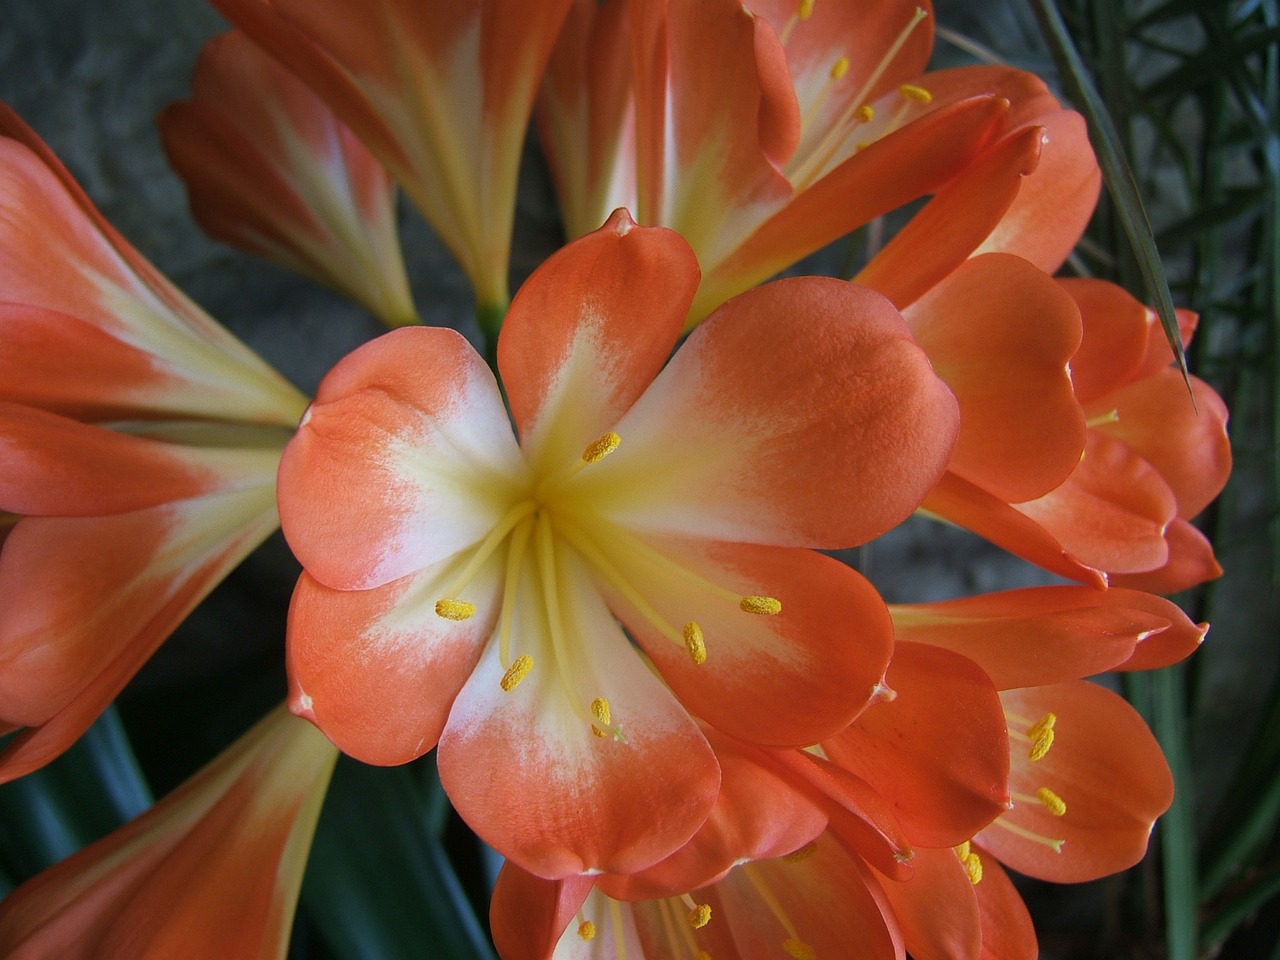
(540, 0, 1095, 325)
(923, 280, 1231, 590)
(276, 209, 959, 878)
(206, 0, 576, 320)
(0, 705, 337, 960)
(159, 31, 418, 328)
(0, 105, 306, 781)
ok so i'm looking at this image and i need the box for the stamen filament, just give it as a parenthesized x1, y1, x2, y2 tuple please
(497, 516, 536, 669)
(742, 863, 811, 955)
(786, 5, 929, 188)
(994, 816, 1065, 852)
(609, 898, 629, 960)
(1087, 408, 1121, 428)
(534, 513, 587, 715)
(438, 499, 538, 607)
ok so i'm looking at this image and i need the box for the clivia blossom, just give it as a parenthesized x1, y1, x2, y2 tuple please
(539, 0, 1098, 325)
(205, 0, 576, 321)
(0, 705, 337, 960)
(159, 31, 419, 329)
(276, 209, 961, 878)
(0, 104, 307, 781)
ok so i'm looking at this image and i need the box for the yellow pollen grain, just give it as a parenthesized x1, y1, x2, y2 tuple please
(687, 903, 712, 929)
(962, 849, 984, 885)
(899, 83, 933, 104)
(577, 920, 596, 941)
(1028, 727, 1055, 762)
(1026, 713, 1057, 738)
(740, 595, 782, 615)
(582, 431, 621, 464)
(783, 841, 818, 862)
(783, 939, 817, 960)
(499, 654, 534, 692)
(954, 840, 971, 861)
(434, 598, 476, 621)
(829, 56, 850, 80)
(683, 622, 708, 665)
(856, 104, 875, 123)
(591, 697, 612, 726)
(1036, 787, 1067, 816)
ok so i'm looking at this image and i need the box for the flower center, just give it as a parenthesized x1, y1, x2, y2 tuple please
(778, 4, 932, 191)
(430, 430, 783, 738)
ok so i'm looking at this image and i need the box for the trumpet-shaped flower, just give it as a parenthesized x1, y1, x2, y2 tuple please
(0, 104, 307, 780)
(540, 0, 1097, 324)
(206, 0, 575, 319)
(276, 209, 960, 878)
(0, 705, 337, 960)
(159, 31, 418, 328)
(923, 280, 1231, 589)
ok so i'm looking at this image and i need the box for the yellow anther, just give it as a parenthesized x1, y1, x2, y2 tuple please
(434, 598, 476, 621)
(687, 903, 712, 929)
(899, 83, 933, 104)
(829, 56, 850, 81)
(783, 939, 817, 960)
(797, 0, 815, 18)
(954, 840, 971, 861)
(740, 595, 782, 615)
(590, 697, 613, 738)
(856, 104, 875, 123)
(963, 850, 984, 885)
(577, 920, 596, 941)
(499, 655, 534, 692)
(1026, 713, 1057, 739)
(683, 622, 708, 665)
(1028, 727, 1055, 762)
(693, 953, 712, 960)
(1036, 787, 1067, 816)
(783, 841, 818, 862)
(581, 431, 621, 464)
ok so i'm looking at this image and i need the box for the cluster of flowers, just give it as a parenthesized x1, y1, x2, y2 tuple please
(0, 0, 1232, 957)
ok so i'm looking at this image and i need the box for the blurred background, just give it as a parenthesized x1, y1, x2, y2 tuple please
(0, 0, 1276, 957)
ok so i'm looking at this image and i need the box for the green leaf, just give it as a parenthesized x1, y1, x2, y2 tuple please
(299, 756, 496, 960)
(0, 705, 152, 880)
(1152, 665, 1201, 960)
(1029, 0, 1192, 389)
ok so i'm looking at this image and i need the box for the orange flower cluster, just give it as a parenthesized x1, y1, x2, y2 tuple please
(0, 1, 1230, 958)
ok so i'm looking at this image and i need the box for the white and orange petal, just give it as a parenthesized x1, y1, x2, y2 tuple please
(0, 108, 305, 425)
(497, 209, 698, 475)
(278, 326, 526, 591)
(0, 484, 280, 782)
(286, 552, 503, 767)
(437, 542, 719, 879)
(579, 277, 959, 548)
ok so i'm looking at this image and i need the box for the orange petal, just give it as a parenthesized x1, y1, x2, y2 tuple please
(0, 405, 217, 517)
(607, 540, 893, 748)
(1108, 590, 1207, 671)
(891, 586, 1171, 689)
(436, 547, 720, 879)
(588, 277, 958, 548)
(0, 490, 280, 781)
(982, 682, 1173, 883)
(904, 253, 1085, 503)
(626, 0, 794, 238)
(1110, 518, 1223, 594)
(538, 0, 637, 238)
(1056, 278, 1151, 404)
(697, 94, 1011, 320)
(277, 326, 525, 591)
(159, 31, 416, 327)
(496, 210, 698, 473)
(0, 107, 306, 425)
(1090, 370, 1231, 520)
(875, 845, 982, 960)
(285, 562, 500, 767)
(855, 124, 1045, 311)
(0, 705, 335, 960)
(1015, 431, 1177, 574)
(490, 862, 594, 960)
(597, 728, 829, 901)
(208, 0, 574, 307)
(972, 849, 1038, 960)
(921, 472, 1106, 587)
(823, 643, 1010, 848)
